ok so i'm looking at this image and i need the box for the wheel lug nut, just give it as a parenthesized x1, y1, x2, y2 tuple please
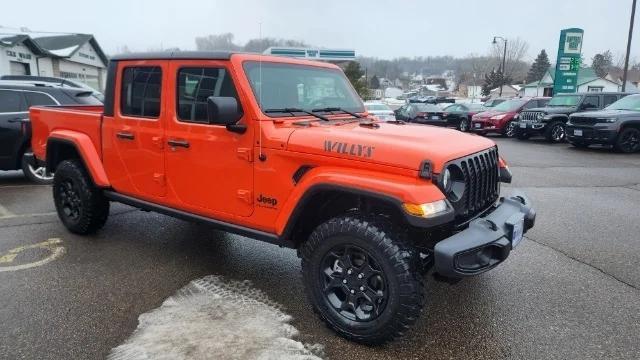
(359, 286, 364, 291)
(347, 269, 353, 275)
(350, 289, 355, 294)
(342, 279, 347, 284)
(358, 273, 364, 279)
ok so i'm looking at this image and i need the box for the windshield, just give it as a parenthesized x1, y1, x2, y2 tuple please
(606, 95, 640, 111)
(548, 95, 580, 106)
(365, 104, 391, 111)
(243, 61, 364, 114)
(493, 99, 527, 112)
(467, 104, 485, 111)
(484, 99, 504, 107)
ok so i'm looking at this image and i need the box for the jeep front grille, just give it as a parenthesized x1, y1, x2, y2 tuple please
(570, 116, 598, 125)
(519, 111, 544, 122)
(445, 147, 500, 222)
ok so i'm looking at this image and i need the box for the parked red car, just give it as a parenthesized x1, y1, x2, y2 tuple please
(471, 97, 550, 137)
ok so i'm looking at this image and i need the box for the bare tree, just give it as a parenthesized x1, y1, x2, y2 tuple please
(490, 37, 530, 83)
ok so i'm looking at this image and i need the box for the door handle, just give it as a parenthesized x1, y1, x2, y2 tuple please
(167, 139, 190, 148)
(116, 132, 135, 140)
(8, 118, 29, 123)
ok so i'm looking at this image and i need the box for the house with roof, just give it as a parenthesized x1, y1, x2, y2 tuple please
(0, 27, 108, 91)
(605, 69, 640, 93)
(520, 68, 625, 97)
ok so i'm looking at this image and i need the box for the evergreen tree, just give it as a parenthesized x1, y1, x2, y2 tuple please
(592, 50, 613, 78)
(370, 75, 380, 89)
(526, 50, 551, 83)
(481, 70, 512, 96)
(343, 61, 368, 98)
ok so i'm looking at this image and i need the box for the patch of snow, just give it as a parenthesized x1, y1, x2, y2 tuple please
(48, 45, 79, 57)
(108, 275, 323, 360)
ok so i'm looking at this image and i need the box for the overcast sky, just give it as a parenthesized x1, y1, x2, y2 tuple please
(1, 0, 637, 62)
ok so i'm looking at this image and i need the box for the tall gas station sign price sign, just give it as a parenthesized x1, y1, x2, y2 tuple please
(553, 28, 584, 94)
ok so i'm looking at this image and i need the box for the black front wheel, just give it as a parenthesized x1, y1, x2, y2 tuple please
(615, 127, 640, 153)
(53, 159, 110, 234)
(300, 214, 424, 344)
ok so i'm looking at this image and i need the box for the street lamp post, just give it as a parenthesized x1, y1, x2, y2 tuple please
(493, 36, 508, 96)
(622, 0, 637, 92)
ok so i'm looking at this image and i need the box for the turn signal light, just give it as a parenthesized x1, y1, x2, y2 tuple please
(402, 200, 448, 218)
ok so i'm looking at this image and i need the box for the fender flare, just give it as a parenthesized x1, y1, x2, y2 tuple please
(276, 167, 453, 239)
(46, 131, 110, 187)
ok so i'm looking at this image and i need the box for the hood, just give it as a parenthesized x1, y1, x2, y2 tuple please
(473, 110, 506, 119)
(571, 109, 639, 118)
(525, 106, 576, 114)
(286, 121, 496, 172)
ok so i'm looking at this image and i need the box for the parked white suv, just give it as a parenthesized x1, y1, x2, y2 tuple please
(364, 101, 396, 121)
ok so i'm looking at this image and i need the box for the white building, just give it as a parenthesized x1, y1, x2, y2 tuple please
(520, 68, 624, 97)
(0, 28, 108, 91)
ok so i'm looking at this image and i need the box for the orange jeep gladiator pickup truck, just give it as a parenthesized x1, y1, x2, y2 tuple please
(30, 51, 535, 344)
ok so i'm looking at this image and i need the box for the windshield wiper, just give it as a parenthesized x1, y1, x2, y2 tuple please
(264, 108, 329, 121)
(311, 107, 363, 119)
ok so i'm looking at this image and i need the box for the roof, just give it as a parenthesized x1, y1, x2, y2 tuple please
(110, 51, 236, 61)
(522, 67, 620, 88)
(0, 29, 109, 66)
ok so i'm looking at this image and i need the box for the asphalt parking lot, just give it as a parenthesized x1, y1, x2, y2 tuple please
(1, 137, 639, 360)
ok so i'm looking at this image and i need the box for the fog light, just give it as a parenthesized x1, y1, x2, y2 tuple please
(403, 200, 448, 218)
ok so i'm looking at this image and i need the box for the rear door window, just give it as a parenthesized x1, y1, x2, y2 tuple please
(582, 96, 599, 109)
(120, 67, 162, 118)
(25, 92, 58, 106)
(0, 90, 26, 113)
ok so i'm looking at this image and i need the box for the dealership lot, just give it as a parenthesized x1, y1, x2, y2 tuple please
(0, 138, 639, 360)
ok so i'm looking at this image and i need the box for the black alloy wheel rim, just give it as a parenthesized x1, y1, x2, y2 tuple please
(620, 130, 640, 152)
(57, 180, 82, 221)
(552, 124, 565, 141)
(320, 244, 388, 322)
(506, 121, 517, 137)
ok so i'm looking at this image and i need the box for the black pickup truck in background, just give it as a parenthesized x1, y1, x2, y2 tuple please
(567, 94, 640, 153)
(515, 92, 629, 143)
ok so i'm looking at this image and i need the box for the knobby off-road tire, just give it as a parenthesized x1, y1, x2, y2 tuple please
(53, 159, 110, 234)
(300, 214, 425, 345)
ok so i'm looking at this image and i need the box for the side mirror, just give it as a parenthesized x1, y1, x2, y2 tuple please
(206, 96, 245, 133)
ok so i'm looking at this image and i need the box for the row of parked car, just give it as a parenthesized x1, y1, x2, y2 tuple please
(366, 91, 640, 154)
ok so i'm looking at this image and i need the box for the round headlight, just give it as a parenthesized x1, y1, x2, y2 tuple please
(442, 168, 452, 193)
(536, 112, 545, 120)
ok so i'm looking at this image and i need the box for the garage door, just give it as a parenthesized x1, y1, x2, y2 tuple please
(9, 61, 30, 75)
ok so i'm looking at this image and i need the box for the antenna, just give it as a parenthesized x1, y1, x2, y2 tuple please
(258, 22, 266, 161)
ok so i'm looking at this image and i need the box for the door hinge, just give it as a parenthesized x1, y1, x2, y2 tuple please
(236, 189, 253, 204)
(152, 136, 164, 150)
(153, 173, 165, 186)
(237, 148, 253, 162)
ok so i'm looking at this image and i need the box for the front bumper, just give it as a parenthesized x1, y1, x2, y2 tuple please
(434, 190, 535, 278)
(470, 120, 499, 133)
(566, 125, 618, 144)
(516, 121, 546, 133)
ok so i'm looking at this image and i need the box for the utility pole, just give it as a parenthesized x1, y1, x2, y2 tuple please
(622, 0, 637, 92)
(493, 36, 508, 96)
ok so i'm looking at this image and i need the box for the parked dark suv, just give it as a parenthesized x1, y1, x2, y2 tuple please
(567, 94, 640, 153)
(515, 92, 629, 143)
(0, 83, 102, 183)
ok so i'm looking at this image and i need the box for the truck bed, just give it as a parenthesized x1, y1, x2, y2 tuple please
(30, 105, 104, 162)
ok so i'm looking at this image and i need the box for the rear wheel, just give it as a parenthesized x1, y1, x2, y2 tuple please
(458, 118, 470, 132)
(21, 149, 53, 184)
(504, 121, 517, 138)
(614, 127, 640, 153)
(300, 214, 424, 345)
(53, 159, 110, 234)
(545, 122, 566, 143)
